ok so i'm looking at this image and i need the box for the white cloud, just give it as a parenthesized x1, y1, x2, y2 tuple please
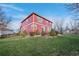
(0, 4, 25, 32)
(7, 14, 27, 32)
(12, 14, 27, 20)
(8, 20, 21, 32)
(51, 16, 73, 29)
(0, 4, 24, 12)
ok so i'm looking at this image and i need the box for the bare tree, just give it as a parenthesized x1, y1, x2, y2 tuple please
(54, 19, 64, 34)
(0, 7, 12, 36)
(68, 19, 79, 30)
(65, 3, 79, 30)
(66, 3, 79, 13)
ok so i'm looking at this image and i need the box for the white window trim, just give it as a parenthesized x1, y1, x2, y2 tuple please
(37, 17, 43, 23)
(33, 24, 37, 30)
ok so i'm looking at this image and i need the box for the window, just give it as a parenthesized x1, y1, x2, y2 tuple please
(42, 26, 46, 32)
(34, 24, 37, 29)
(37, 17, 43, 23)
(48, 27, 51, 32)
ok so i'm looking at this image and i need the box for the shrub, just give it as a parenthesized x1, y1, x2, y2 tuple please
(36, 30, 41, 35)
(16, 32, 20, 36)
(0, 35, 7, 38)
(20, 30, 28, 37)
(49, 29, 58, 36)
(0, 34, 13, 38)
(49, 31, 57, 36)
(55, 31, 59, 35)
(41, 31, 47, 36)
(29, 32, 36, 36)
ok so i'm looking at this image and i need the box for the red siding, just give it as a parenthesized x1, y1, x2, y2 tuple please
(21, 13, 52, 33)
(33, 14, 37, 22)
(43, 19, 47, 25)
(26, 24, 33, 32)
(34, 14, 52, 32)
(37, 24, 42, 32)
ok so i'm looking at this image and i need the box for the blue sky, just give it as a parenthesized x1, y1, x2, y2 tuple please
(0, 3, 71, 31)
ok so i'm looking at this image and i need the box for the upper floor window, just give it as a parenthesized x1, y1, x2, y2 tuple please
(37, 16, 43, 23)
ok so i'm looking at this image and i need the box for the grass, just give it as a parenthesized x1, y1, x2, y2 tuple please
(0, 35, 79, 56)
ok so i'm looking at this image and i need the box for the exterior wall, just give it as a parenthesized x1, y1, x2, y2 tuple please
(33, 23, 42, 33)
(26, 23, 33, 32)
(21, 13, 52, 34)
(21, 23, 33, 33)
(33, 14, 52, 33)
(21, 15, 33, 33)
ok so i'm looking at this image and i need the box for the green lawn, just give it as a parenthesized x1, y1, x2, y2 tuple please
(0, 35, 79, 56)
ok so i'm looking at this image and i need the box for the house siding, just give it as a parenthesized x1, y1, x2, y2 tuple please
(21, 13, 52, 34)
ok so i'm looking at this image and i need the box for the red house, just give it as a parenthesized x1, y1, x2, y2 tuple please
(21, 12, 52, 34)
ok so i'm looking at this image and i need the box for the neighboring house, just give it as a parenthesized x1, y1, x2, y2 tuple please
(21, 12, 52, 34)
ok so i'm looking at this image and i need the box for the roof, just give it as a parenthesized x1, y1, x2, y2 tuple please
(21, 12, 53, 23)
